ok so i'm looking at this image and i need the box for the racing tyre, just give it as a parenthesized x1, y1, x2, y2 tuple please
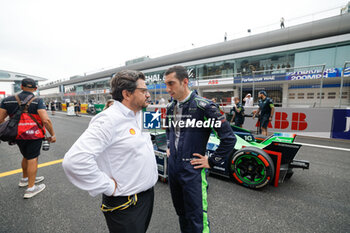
(229, 147, 275, 189)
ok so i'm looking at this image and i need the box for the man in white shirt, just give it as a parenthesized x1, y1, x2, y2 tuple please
(243, 93, 254, 107)
(62, 70, 158, 233)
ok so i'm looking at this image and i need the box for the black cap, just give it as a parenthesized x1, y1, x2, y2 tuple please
(21, 78, 37, 88)
(259, 90, 267, 96)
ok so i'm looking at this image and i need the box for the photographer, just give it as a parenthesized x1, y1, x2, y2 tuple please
(0, 78, 56, 199)
(243, 93, 253, 107)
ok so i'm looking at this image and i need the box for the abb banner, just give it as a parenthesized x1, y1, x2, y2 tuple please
(254, 112, 308, 131)
(240, 107, 333, 138)
(198, 77, 234, 86)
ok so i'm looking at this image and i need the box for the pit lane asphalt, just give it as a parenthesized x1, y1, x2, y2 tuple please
(0, 112, 349, 233)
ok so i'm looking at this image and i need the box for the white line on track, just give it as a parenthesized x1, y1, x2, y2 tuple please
(298, 142, 350, 152)
(50, 115, 75, 120)
(52, 111, 93, 118)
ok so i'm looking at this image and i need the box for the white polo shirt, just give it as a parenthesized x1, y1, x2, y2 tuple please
(63, 100, 158, 197)
(244, 97, 254, 107)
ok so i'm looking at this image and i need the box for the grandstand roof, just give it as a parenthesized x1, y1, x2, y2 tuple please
(0, 70, 47, 82)
(40, 13, 350, 90)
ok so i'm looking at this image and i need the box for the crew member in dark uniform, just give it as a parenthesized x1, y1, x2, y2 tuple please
(50, 101, 56, 115)
(253, 91, 275, 136)
(230, 96, 245, 128)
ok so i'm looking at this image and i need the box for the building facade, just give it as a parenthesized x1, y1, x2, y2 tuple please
(39, 13, 350, 107)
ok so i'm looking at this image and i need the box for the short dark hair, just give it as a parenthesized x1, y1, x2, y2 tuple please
(165, 66, 188, 82)
(259, 91, 267, 96)
(110, 70, 145, 102)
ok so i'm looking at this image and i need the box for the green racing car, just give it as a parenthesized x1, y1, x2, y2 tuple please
(152, 124, 310, 189)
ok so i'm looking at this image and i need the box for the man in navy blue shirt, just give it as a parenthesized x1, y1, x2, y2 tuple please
(165, 66, 236, 233)
(0, 78, 56, 199)
(253, 91, 275, 136)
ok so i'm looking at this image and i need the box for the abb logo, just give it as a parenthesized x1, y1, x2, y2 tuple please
(208, 80, 219, 85)
(256, 112, 308, 131)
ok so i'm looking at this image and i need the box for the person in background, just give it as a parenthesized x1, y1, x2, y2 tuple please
(211, 97, 225, 115)
(74, 101, 81, 117)
(103, 99, 114, 111)
(211, 98, 219, 107)
(66, 101, 70, 109)
(78, 101, 81, 115)
(243, 93, 254, 107)
(280, 17, 285, 28)
(230, 96, 245, 128)
(0, 78, 56, 199)
(50, 101, 56, 115)
(253, 91, 275, 136)
(159, 97, 166, 105)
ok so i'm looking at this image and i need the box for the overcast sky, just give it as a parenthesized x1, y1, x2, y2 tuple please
(0, 0, 348, 93)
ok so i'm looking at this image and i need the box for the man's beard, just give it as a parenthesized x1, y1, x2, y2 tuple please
(141, 101, 149, 108)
